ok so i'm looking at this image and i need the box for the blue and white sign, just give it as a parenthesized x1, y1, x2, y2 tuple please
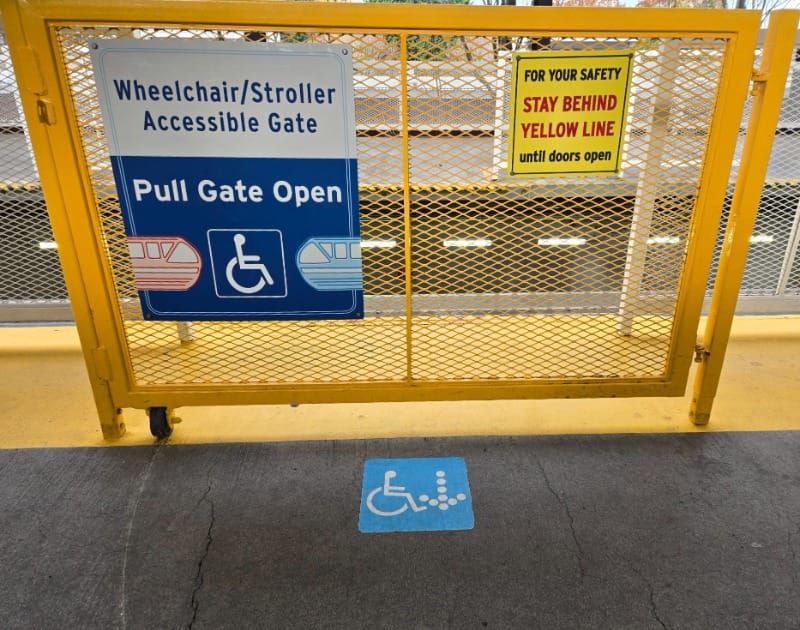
(90, 39, 361, 320)
(359, 458, 474, 533)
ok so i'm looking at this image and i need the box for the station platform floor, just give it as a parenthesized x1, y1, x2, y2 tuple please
(1, 316, 800, 628)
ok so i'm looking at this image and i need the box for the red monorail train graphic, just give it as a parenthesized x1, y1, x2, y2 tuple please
(127, 236, 202, 291)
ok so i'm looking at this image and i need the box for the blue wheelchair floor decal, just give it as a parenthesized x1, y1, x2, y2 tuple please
(359, 457, 474, 533)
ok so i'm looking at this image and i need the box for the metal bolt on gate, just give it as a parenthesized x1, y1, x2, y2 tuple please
(1, 0, 797, 439)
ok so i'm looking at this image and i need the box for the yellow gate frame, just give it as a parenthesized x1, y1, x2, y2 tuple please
(1, 0, 797, 439)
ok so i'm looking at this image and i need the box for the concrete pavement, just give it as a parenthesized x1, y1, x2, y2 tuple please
(1, 432, 799, 629)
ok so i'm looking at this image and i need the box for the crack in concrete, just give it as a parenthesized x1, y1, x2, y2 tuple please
(188, 480, 215, 630)
(789, 524, 800, 587)
(119, 442, 165, 630)
(626, 562, 670, 630)
(646, 581, 669, 630)
(536, 459, 586, 580)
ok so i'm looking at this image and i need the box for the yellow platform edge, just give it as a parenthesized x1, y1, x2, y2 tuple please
(1, 315, 799, 448)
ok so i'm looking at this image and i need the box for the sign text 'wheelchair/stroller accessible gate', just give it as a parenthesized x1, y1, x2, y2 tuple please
(90, 39, 363, 321)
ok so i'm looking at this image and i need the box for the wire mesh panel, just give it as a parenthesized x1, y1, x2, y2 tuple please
(0, 29, 68, 317)
(49, 23, 733, 388)
(405, 36, 715, 380)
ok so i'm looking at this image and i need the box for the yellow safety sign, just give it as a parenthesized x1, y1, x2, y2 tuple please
(508, 50, 633, 177)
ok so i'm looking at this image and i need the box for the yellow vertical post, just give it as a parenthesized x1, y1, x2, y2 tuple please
(1, 0, 127, 439)
(401, 33, 414, 382)
(690, 9, 800, 425)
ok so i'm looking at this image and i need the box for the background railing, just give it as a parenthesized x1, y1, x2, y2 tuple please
(1, 19, 798, 323)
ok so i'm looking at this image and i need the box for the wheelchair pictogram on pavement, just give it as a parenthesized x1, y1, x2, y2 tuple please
(359, 457, 474, 533)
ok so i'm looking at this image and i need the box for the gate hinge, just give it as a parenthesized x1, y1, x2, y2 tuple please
(91, 346, 113, 382)
(694, 344, 710, 363)
(750, 69, 768, 96)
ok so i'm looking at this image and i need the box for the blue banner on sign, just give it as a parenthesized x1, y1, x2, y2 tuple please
(113, 155, 362, 320)
(359, 458, 474, 533)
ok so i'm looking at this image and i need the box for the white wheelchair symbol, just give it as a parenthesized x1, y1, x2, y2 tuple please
(226, 233, 275, 294)
(366, 469, 468, 517)
(366, 471, 427, 517)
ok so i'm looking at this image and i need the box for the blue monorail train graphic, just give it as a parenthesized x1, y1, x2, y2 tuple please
(296, 237, 363, 291)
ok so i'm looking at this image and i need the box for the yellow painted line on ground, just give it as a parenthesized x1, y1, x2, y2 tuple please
(1, 316, 799, 448)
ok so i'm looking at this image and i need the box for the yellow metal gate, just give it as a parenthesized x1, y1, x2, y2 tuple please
(1, 0, 797, 438)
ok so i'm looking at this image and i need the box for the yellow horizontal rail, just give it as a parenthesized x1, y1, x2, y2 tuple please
(14, 0, 759, 37)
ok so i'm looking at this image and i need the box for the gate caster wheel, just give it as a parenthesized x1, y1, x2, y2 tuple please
(148, 406, 173, 439)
